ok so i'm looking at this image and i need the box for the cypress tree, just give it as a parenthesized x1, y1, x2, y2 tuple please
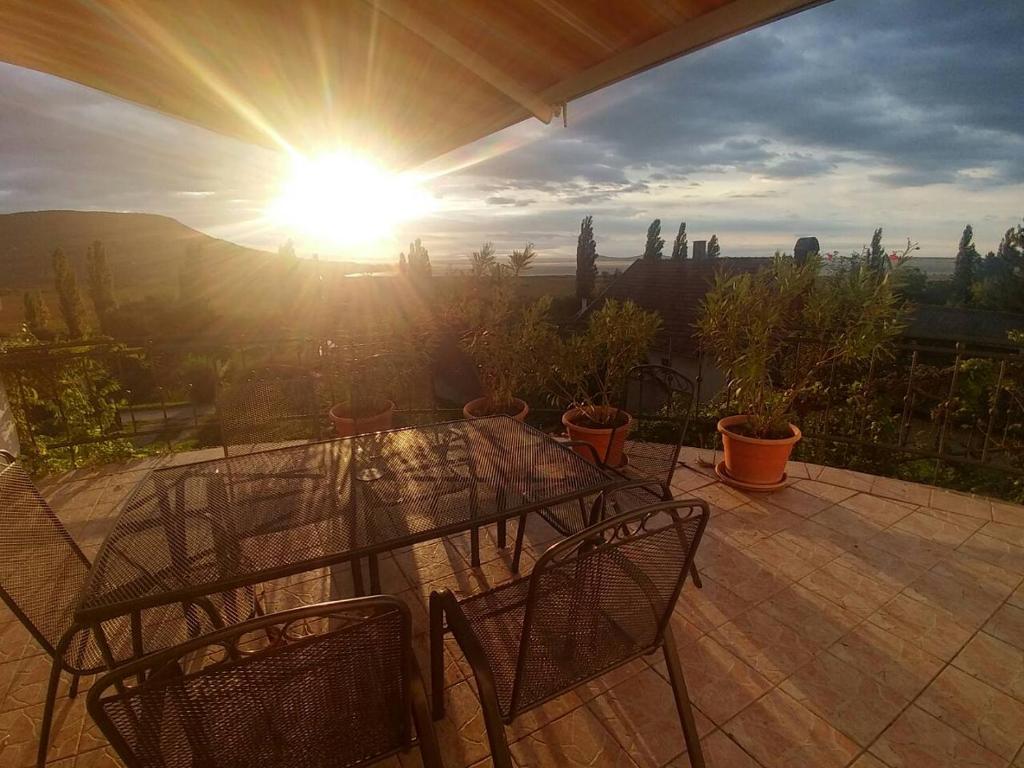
(707, 234, 721, 259)
(670, 222, 688, 260)
(952, 224, 981, 306)
(51, 248, 88, 338)
(575, 215, 598, 303)
(23, 291, 54, 339)
(643, 219, 664, 261)
(85, 240, 117, 322)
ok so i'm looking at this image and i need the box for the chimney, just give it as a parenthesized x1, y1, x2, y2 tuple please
(692, 240, 707, 260)
(794, 237, 820, 266)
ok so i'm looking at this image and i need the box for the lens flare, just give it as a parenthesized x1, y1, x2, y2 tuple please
(269, 151, 433, 249)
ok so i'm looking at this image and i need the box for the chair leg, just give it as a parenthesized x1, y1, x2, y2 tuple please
(496, 519, 507, 549)
(511, 514, 528, 573)
(369, 554, 381, 594)
(661, 630, 705, 768)
(37, 657, 63, 768)
(470, 527, 481, 567)
(350, 557, 366, 596)
(410, 665, 445, 768)
(68, 673, 80, 699)
(690, 561, 703, 589)
(428, 592, 446, 720)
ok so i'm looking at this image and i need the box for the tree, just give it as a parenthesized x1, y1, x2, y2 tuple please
(575, 215, 599, 304)
(951, 224, 981, 306)
(406, 238, 432, 281)
(85, 240, 117, 326)
(398, 252, 408, 275)
(23, 291, 54, 339)
(278, 239, 297, 259)
(643, 219, 664, 261)
(509, 243, 536, 277)
(670, 222, 688, 260)
(974, 220, 1024, 312)
(471, 242, 497, 277)
(51, 248, 88, 338)
(707, 234, 721, 259)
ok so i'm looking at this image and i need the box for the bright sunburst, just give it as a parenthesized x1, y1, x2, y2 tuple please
(269, 151, 434, 250)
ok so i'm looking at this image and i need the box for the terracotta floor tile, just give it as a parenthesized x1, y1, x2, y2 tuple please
(849, 755, 890, 768)
(953, 632, 1024, 702)
(830, 622, 944, 699)
(815, 467, 875, 493)
(870, 476, 932, 506)
(866, 528, 955, 569)
(745, 535, 835, 582)
(701, 547, 792, 603)
(841, 493, 916, 527)
(692, 484, 749, 512)
(985, 604, 1024, 650)
(799, 561, 898, 618)
(893, 510, 979, 547)
(674, 576, 753, 634)
(930, 550, 1022, 600)
(658, 631, 773, 726)
(723, 689, 859, 768)
(959, 532, 1024, 575)
(671, 467, 716, 493)
(813, 505, 886, 542)
(991, 500, 1024, 528)
(833, 542, 927, 591)
(868, 593, 974, 661)
(667, 730, 761, 767)
(789, 478, 858, 505)
(1012, 583, 1024, 610)
(509, 705, 639, 768)
(751, 487, 833, 518)
(981, 521, 1024, 549)
(425, 680, 492, 768)
(774, 519, 858, 558)
(930, 489, 993, 521)
(587, 667, 712, 768)
(711, 608, 820, 684)
(759, 584, 860, 648)
(870, 705, 1004, 768)
(710, 511, 775, 549)
(779, 651, 908, 746)
(918, 665, 1024, 759)
(902, 570, 1005, 629)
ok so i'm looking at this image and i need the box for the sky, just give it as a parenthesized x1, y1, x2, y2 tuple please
(1, 0, 1022, 271)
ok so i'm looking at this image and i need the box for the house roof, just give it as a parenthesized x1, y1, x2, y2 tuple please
(584, 256, 772, 354)
(0, 0, 826, 166)
(904, 305, 1024, 350)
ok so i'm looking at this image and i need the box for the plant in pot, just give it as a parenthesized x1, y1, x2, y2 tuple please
(461, 296, 556, 421)
(325, 348, 419, 438)
(546, 299, 661, 466)
(696, 252, 907, 488)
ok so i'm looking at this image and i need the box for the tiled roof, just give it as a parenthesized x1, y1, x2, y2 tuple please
(584, 257, 772, 355)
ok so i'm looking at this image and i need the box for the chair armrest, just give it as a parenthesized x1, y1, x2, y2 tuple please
(432, 589, 506, 714)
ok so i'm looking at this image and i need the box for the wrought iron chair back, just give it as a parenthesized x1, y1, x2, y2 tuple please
(218, 368, 322, 456)
(510, 497, 707, 716)
(621, 364, 696, 488)
(0, 450, 91, 663)
(87, 596, 443, 768)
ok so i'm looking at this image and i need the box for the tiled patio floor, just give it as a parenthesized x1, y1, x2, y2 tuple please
(3, 446, 1024, 767)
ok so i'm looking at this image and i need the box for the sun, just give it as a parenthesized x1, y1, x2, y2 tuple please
(269, 150, 433, 250)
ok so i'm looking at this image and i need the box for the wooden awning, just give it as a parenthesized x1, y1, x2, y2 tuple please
(0, 0, 825, 167)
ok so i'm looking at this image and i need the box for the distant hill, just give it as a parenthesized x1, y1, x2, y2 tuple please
(0, 210, 379, 333)
(0, 210, 282, 294)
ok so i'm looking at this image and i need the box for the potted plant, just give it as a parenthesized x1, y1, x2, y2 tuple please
(461, 297, 555, 421)
(547, 300, 661, 465)
(696, 252, 906, 488)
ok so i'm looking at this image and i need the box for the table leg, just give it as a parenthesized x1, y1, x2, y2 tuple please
(496, 519, 507, 549)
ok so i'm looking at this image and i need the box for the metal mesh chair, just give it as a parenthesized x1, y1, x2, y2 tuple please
(218, 367, 322, 456)
(87, 597, 443, 768)
(0, 451, 248, 768)
(431, 494, 710, 768)
(511, 365, 701, 583)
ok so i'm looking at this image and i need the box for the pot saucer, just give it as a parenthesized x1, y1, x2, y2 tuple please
(714, 461, 788, 492)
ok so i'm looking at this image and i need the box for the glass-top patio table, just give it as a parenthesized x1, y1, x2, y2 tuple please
(74, 416, 619, 634)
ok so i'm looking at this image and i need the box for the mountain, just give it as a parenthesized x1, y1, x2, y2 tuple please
(0, 210, 386, 333)
(0, 210, 280, 293)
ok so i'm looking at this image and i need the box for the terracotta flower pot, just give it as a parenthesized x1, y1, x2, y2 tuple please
(462, 396, 529, 422)
(717, 415, 801, 487)
(562, 407, 632, 467)
(330, 399, 395, 438)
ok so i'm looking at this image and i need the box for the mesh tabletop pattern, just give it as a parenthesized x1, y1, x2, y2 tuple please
(79, 417, 616, 622)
